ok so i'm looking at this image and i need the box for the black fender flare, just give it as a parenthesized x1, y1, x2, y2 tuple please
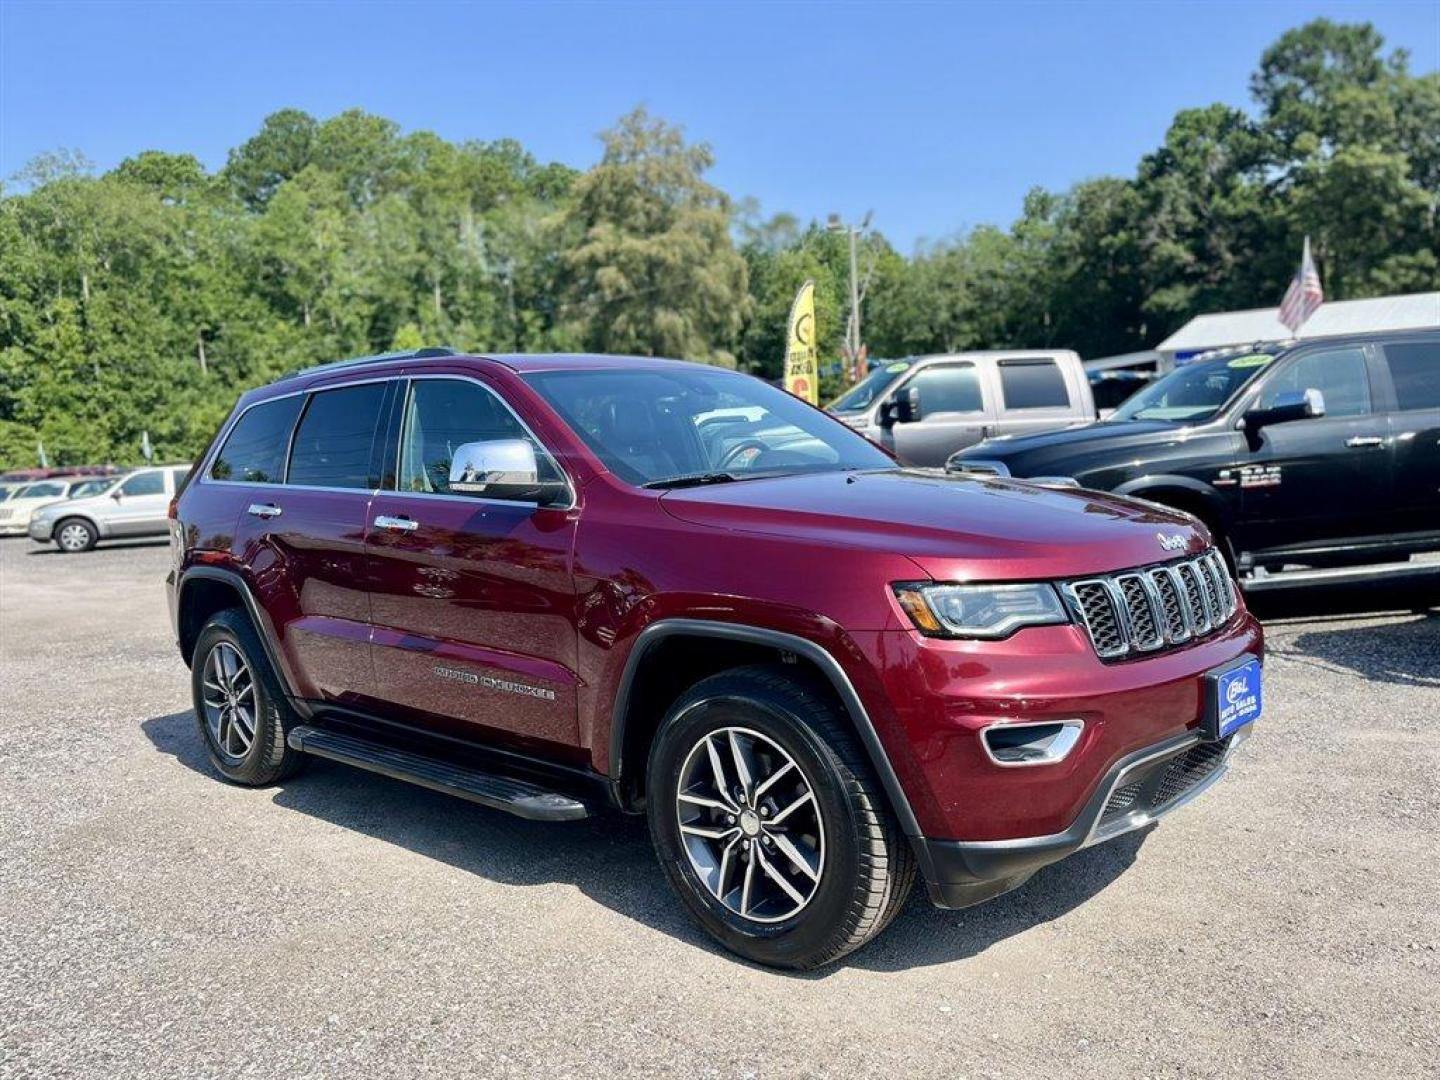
(607, 618, 922, 838)
(177, 565, 305, 711)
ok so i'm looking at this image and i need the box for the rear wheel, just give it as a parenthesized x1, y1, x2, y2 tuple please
(54, 518, 97, 553)
(647, 665, 914, 969)
(191, 608, 305, 785)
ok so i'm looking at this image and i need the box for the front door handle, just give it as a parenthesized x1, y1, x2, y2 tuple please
(1344, 436, 1385, 449)
(374, 514, 419, 532)
(247, 503, 282, 519)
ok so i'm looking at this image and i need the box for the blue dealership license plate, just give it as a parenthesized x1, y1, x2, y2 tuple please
(1205, 657, 1262, 740)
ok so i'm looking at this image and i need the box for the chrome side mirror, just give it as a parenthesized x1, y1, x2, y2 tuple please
(449, 439, 563, 504)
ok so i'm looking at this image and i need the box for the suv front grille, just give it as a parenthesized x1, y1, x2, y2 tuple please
(1063, 550, 1237, 660)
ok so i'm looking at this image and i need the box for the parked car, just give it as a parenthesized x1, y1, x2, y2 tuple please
(0, 476, 91, 536)
(951, 330, 1440, 590)
(826, 350, 1094, 465)
(168, 348, 1263, 969)
(27, 464, 190, 552)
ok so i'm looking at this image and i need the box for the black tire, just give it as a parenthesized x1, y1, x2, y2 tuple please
(191, 608, 305, 786)
(646, 664, 915, 970)
(53, 517, 97, 553)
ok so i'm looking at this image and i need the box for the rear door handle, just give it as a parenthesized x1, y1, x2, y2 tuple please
(1344, 436, 1385, 449)
(246, 503, 282, 519)
(374, 514, 419, 532)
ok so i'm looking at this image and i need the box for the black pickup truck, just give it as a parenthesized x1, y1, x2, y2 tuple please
(950, 329, 1440, 591)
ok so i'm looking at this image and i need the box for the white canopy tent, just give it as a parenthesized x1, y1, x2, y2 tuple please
(1156, 291, 1440, 369)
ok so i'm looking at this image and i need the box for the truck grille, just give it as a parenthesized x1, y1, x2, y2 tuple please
(1063, 550, 1237, 660)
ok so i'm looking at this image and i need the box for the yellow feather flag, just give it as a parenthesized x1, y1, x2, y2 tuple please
(783, 279, 819, 405)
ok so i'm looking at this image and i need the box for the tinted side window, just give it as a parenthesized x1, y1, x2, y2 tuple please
(909, 364, 983, 414)
(288, 383, 389, 490)
(398, 378, 561, 496)
(211, 396, 304, 483)
(1261, 347, 1371, 418)
(119, 471, 164, 497)
(1383, 342, 1440, 411)
(998, 359, 1069, 409)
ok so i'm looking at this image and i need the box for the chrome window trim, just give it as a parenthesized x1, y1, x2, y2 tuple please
(198, 375, 391, 489)
(195, 370, 577, 512)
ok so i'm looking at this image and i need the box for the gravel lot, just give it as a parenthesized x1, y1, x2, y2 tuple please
(1, 538, 1437, 1079)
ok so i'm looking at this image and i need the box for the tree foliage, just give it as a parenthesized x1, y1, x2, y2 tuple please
(0, 19, 1434, 468)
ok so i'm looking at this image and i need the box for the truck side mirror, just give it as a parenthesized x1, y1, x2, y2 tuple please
(888, 386, 923, 426)
(1243, 387, 1325, 432)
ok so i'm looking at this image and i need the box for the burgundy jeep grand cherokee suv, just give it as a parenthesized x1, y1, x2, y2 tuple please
(168, 348, 1264, 968)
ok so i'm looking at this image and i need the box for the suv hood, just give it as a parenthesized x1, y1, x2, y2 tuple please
(659, 469, 1208, 580)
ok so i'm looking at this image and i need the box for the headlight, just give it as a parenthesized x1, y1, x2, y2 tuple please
(893, 582, 1069, 639)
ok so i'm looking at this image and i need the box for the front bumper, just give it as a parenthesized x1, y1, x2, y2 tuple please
(914, 724, 1251, 908)
(0, 519, 30, 536)
(26, 519, 53, 541)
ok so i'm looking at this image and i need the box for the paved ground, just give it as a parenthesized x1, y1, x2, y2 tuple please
(1, 538, 1436, 1079)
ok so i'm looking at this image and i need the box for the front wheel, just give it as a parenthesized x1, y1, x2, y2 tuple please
(54, 518, 97, 553)
(647, 665, 914, 969)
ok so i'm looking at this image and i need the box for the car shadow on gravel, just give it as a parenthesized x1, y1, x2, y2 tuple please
(141, 709, 1149, 974)
(25, 538, 169, 556)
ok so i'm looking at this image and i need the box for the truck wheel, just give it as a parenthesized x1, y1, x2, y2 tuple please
(647, 664, 915, 969)
(191, 608, 305, 786)
(54, 518, 97, 553)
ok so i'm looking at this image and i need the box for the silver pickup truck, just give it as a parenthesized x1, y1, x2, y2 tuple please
(827, 350, 1094, 466)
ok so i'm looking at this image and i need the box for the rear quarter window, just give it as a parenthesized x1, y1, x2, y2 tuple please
(998, 359, 1070, 410)
(211, 396, 305, 484)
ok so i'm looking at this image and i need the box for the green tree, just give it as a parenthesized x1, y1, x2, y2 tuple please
(562, 107, 749, 364)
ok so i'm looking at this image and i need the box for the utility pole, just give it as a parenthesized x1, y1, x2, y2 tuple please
(827, 211, 872, 382)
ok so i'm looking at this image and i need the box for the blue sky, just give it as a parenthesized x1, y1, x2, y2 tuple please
(2, 1, 1436, 251)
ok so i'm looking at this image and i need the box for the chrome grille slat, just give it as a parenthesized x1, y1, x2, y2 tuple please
(1066, 550, 1236, 661)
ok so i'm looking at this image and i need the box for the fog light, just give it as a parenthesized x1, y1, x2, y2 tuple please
(981, 720, 1085, 767)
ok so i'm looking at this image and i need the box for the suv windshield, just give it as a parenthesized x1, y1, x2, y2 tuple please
(827, 361, 913, 413)
(524, 368, 893, 487)
(1109, 352, 1276, 423)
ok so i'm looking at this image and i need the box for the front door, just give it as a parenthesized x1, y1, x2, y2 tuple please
(1380, 339, 1440, 536)
(107, 469, 171, 535)
(884, 361, 993, 466)
(1240, 344, 1395, 552)
(364, 375, 581, 758)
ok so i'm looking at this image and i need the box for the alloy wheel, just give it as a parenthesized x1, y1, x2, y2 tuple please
(675, 726, 825, 924)
(58, 523, 91, 551)
(201, 641, 256, 759)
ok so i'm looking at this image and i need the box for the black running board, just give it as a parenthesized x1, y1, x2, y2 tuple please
(287, 725, 590, 821)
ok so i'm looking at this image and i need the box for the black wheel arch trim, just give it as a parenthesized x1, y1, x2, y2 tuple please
(608, 618, 923, 838)
(176, 565, 310, 716)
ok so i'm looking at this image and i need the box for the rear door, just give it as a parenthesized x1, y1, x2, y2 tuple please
(223, 380, 392, 706)
(1239, 343, 1396, 550)
(1377, 338, 1440, 536)
(885, 360, 993, 465)
(993, 356, 1084, 438)
(363, 374, 581, 757)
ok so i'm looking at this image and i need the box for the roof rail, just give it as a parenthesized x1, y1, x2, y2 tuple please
(276, 345, 461, 383)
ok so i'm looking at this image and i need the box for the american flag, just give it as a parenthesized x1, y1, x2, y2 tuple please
(1278, 236, 1324, 333)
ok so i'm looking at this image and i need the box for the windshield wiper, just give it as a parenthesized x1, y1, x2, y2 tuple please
(642, 471, 741, 490)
